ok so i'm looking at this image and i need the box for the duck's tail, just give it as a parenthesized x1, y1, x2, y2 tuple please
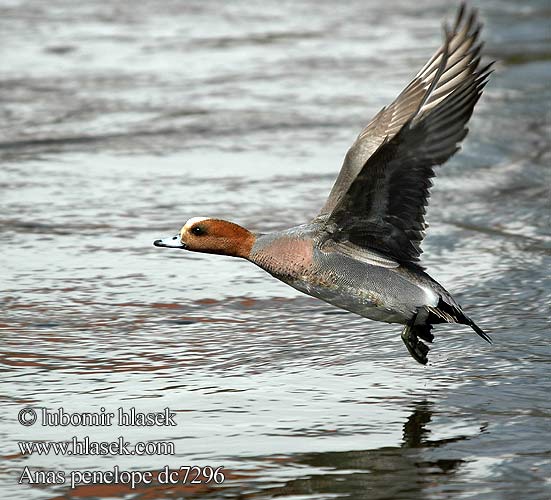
(426, 297, 492, 344)
(463, 316, 492, 344)
(401, 296, 492, 364)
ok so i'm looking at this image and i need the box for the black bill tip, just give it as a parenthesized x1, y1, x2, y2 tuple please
(153, 235, 186, 249)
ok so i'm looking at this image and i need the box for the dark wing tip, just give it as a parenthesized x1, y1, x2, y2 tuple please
(454, 2, 467, 31)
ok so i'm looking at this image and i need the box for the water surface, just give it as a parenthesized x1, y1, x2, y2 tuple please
(1, 0, 550, 499)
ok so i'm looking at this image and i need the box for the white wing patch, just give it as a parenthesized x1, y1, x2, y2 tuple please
(322, 240, 399, 268)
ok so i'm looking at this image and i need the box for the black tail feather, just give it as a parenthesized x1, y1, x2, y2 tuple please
(426, 297, 492, 344)
(465, 318, 492, 344)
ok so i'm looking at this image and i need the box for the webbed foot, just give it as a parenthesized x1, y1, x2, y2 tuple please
(401, 323, 432, 365)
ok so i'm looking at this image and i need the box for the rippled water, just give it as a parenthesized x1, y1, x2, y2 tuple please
(1, 0, 550, 499)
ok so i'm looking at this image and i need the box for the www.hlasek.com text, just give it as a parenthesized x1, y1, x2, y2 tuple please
(19, 436, 175, 456)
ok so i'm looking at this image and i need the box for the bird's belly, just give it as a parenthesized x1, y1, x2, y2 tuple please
(288, 277, 412, 324)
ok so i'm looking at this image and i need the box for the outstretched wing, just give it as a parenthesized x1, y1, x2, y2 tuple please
(317, 4, 492, 265)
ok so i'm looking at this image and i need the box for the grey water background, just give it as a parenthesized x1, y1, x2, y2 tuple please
(1, 0, 550, 498)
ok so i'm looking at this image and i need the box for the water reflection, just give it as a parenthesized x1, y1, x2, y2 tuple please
(253, 401, 470, 499)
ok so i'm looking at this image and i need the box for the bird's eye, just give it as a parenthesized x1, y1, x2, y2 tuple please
(192, 226, 204, 236)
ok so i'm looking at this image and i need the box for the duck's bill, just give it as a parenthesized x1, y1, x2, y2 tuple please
(153, 235, 186, 249)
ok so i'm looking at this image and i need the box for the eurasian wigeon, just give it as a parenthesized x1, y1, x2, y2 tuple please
(155, 5, 493, 364)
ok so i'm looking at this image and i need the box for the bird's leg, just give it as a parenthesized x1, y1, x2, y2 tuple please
(401, 315, 430, 365)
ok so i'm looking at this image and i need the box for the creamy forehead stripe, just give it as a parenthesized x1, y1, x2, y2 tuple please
(184, 217, 210, 228)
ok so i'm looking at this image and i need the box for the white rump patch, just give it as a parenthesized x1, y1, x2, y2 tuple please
(421, 285, 439, 306)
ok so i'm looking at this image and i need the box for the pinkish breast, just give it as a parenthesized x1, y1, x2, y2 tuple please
(249, 236, 314, 278)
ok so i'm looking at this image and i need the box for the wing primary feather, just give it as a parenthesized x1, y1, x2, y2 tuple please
(317, 5, 492, 265)
(409, 25, 452, 128)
